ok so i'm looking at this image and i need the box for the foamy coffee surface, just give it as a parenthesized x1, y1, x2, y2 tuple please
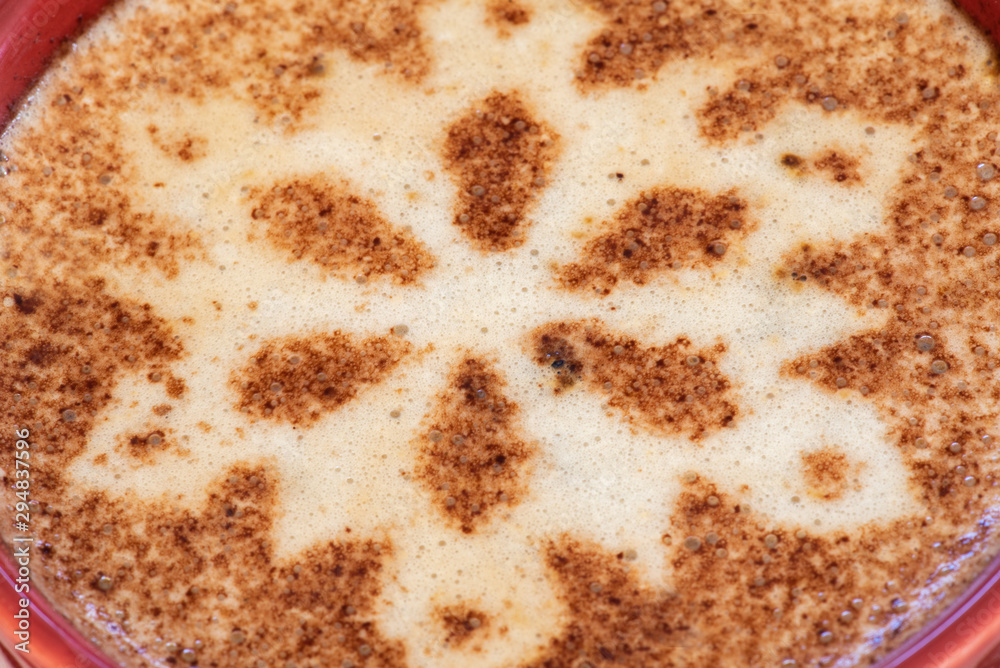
(3, 0, 1000, 665)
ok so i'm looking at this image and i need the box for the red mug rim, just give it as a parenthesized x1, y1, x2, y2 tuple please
(3, 0, 1000, 665)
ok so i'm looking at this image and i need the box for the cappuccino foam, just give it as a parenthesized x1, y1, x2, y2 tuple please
(2, 0, 1000, 666)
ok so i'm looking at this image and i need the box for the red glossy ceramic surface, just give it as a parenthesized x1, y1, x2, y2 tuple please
(3, 0, 1000, 665)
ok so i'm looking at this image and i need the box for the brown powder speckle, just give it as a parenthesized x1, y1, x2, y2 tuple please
(117, 429, 186, 463)
(574, 0, 770, 88)
(801, 447, 850, 500)
(443, 92, 560, 252)
(165, 375, 186, 398)
(529, 320, 737, 440)
(781, 153, 804, 169)
(0, 280, 183, 493)
(813, 149, 862, 185)
(413, 357, 535, 533)
(88, 0, 436, 124)
(148, 125, 208, 162)
(8, 465, 405, 667)
(486, 0, 531, 35)
(673, 2, 991, 145)
(0, 112, 204, 280)
(528, 476, 992, 667)
(779, 149, 861, 185)
(438, 605, 491, 648)
(557, 187, 752, 295)
(248, 176, 435, 285)
(234, 330, 411, 426)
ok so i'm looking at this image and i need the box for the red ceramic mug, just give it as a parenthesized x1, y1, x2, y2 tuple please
(4, 0, 1000, 666)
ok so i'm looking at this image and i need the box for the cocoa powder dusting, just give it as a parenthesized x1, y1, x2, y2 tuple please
(117, 429, 185, 463)
(1, 279, 183, 493)
(438, 605, 492, 648)
(248, 177, 435, 284)
(557, 187, 751, 295)
(801, 447, 851, 501)
(812, 150, 862, 185)
(529, 476, 989, 667)
(233, 330, 411, 426)
(486, 0, 532, 34)
(10, 465, 403, 667)
(530, 320, 737, 440)
(443, 92, 560, 252)
(413, 358, 535, 533)
(780, 150, 863, 185)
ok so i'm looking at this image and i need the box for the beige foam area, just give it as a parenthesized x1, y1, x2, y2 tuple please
(0, 0, 988, 665)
